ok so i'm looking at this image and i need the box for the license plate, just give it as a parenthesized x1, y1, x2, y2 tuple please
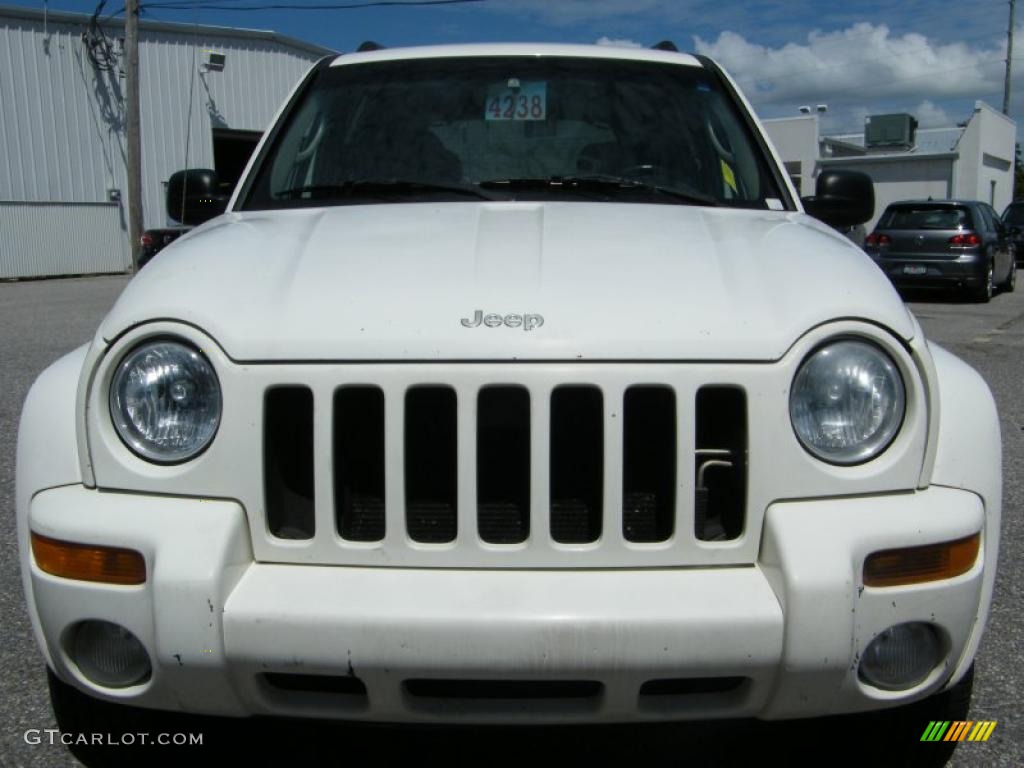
(903, 265, 927, 275)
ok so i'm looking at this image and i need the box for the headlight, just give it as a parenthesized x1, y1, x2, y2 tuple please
(790, 338, 905, 464)
(109, 339, 221, 463)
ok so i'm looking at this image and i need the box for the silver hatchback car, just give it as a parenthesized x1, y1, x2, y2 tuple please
(864, 199, 1016, 302)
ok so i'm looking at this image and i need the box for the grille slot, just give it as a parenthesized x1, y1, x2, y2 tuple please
(622, 386, 676, 543)
(403, 679, 602, 701)
(549, 386, 603, 544)
(334, 387, 386, 542)
(638, 676, 750, 713)
(639, 676, 747, 697)
(477, 386, 530, 544)
(264, 387, 315, 540)
(405, 386, 458, 543)
(263, 672, 368, 697)
(694, 386, 747, 541)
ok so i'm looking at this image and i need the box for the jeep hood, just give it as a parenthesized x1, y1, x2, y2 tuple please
(102, 203, 914, 361)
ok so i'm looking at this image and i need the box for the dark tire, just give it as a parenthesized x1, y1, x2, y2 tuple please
(1002, 258, 1016, 293)
(973, 259, 994, 302)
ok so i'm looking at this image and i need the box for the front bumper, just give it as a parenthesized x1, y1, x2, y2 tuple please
(28, 484, 985, 724)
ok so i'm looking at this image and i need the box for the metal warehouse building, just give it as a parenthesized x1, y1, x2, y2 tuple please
(0, 4, 333, 278)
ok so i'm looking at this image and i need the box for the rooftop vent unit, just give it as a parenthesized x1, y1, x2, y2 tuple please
(865, 113, 918, 151)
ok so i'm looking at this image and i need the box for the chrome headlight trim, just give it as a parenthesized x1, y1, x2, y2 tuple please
(108, 338, 222, 464)
(790, 337, 906, 465)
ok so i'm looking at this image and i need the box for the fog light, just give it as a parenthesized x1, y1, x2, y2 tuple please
(859, 622, 942, 691)
(72, 621, 151, 688)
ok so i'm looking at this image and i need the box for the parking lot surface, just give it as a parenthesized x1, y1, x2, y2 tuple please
(0, 275, 1020, 767)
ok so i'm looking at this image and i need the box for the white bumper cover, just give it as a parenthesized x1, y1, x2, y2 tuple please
(29, 483, 985, 724)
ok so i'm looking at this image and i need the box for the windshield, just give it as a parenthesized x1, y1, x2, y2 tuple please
(878, 205, 973, 230)
(240, 56, 787, 210)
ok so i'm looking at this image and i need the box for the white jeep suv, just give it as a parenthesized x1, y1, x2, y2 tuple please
(17, 42, 999, 761)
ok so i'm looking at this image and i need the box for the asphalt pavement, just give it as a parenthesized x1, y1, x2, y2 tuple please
(0, 275, 1020, 767)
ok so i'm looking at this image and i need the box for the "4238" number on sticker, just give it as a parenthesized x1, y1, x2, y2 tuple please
(484, 81, 547, 121)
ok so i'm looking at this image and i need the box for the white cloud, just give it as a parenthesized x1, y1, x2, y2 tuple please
(595, 36, 644, 49)
(694, 22, 1009, 122)
(913, 99, 953, 128)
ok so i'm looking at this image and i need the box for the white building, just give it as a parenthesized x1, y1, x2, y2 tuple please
(0, 4, 332, 278)
(763, 102, 1017, 233)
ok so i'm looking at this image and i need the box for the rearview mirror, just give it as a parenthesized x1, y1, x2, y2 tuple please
(801, 170, 874, 229)
(167, 169, 229, 226)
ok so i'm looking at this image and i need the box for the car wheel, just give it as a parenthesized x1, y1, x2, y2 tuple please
(974, 259, 994, 303)
(1002, 258, 1016, 293)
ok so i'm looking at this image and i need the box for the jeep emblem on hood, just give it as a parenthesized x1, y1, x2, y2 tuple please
(461, 310, 544, 331)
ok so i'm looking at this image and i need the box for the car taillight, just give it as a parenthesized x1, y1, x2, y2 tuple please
(140, 232, 154, 248)
(949, 233, 981, 247)
(865, 233, 890, 246)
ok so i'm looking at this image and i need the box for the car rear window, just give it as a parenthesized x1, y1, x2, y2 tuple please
(879, 205, 973, 230)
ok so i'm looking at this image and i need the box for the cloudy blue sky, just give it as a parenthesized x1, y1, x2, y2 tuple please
(13, 0, 1022, 136)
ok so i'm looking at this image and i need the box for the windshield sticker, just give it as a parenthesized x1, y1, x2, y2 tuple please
(485, 81, 547, 121)
(766, 198, 784, 210)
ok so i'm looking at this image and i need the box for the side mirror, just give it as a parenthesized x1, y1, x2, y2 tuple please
(801, 169, 874, 229)
(167, 169, 229, 225)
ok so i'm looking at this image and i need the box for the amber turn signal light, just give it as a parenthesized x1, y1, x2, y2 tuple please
(863, 534, 980, 588)
(31, 532, 146, 585)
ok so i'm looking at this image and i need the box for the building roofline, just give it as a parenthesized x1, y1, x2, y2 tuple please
(762, 114, 818, 124)
(973, 100, 1017, 128)
(821, 136, 867, 154)
(0, 3, 336, 57)
(819, 151, 958, 164)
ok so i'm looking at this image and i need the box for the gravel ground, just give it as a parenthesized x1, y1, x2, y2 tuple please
(0, 275, 1019, 768)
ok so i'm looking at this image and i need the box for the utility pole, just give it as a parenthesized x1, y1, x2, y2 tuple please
(125, 0, 144, 272)
(1005, 0, 1016, 115)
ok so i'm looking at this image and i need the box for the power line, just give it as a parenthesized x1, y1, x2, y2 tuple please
(143, 0, 484, 10)
(107, 0, 482, 18)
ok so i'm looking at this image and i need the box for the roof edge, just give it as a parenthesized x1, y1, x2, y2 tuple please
(819, 152, 958, 164)
(0, 3, 336, 57)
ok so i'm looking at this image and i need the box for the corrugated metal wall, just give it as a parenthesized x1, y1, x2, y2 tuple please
(0, 202, 127, 278)
(0, 7, 328, 277)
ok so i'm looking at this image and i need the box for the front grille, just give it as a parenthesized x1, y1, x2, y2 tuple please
(260, 371, 749, 567)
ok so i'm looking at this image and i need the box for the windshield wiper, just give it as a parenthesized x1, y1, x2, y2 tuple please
(479, 175, 719, 206)
(275, 180, 495, 201)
